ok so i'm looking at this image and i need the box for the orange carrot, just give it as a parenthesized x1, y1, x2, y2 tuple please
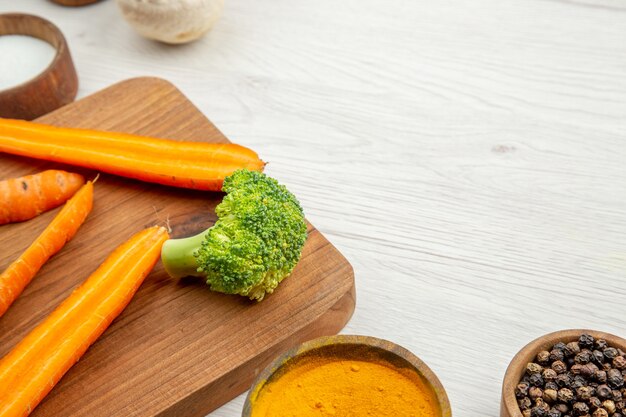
(0, 118, 265, 191)
(0, 181, 93, 318)
(0, 226, 169, 416)
(0, 169, 85, 225)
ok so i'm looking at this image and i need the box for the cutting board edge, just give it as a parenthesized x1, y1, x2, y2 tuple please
(156, 278, 356, 417)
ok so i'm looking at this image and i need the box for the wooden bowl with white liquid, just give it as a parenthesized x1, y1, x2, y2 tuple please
(0, 13, 78, 120)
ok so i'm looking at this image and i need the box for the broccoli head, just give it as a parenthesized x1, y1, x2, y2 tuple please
(160, 169, 307, 301)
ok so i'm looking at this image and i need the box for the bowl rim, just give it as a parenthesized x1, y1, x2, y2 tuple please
(0, 13, 78, 119)
(242, 334, 452, 417)
(0, 13, 64, 94)
(500, 328, 626, 417)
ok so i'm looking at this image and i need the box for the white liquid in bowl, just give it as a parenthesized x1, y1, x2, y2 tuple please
(0, 35, 56, 91)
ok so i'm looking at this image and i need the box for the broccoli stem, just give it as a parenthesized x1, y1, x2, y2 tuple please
(160, 229, 210, 279)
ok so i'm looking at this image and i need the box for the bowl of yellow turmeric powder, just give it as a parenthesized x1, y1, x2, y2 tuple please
(243, 335, 452, 417)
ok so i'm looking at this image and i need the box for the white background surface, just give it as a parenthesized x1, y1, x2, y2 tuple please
(1, 0, 626, 416)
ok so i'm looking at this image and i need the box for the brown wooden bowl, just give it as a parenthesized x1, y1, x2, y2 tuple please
(242, 334, 452, 417)
(50, 0, 103, 6)
(0, 13, 78, 120)
(501, 329, 626, 417)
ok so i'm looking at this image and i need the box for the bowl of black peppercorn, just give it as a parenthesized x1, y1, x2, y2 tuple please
(501, 329, 626, 417)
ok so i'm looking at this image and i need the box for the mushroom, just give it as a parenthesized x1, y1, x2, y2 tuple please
(116, 0, 225, 44)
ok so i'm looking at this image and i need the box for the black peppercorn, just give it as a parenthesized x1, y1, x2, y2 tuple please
(544, 389, 559, 403)
(588, 397, 602, 410)
(593, 370, 606, 384)
(593, 351, 606, 365)
(572, 376, 589, 390)
(572, 365, 585, 376)
(580, 335, 595, 350)
(552, 349, 567, 362)
(613, 390, 624, 402)
(538, 399, 551, 411)
(578, 387, 595, 401)
(577, 351, 593, 365)
(517, 382, 531, 398)
(592, 408, 608, 417)
(616, 400, 625, 411)
(555, 342, 569, 351)
(549, 409, 563, 417)
(530, 386, 545, 400)
(546, 382, 559, 391)
(605, 349, 620, 361)
(605, 363, 614, 372)
(573, 402, 590, 416)
(558, 373, 574, 389)
(552, 361, 568, 374)
(559, 388, 576, 403)
(533, 406, 549, 417)
(556, 404, 570, 414)
(531, 373, 546, 387)
(536, 350, 552, 366)
(528, 363, 545, 375)
(614, 357, 626, 371)
(519, 397, 533, 410)
(602, 400, 616, 414)
(598, 385, 612, 399)
(595, 340, 609, 351)
(544, 369, 559, 381)
(581, 364, 599, 379)
(523, 410, 532, 417)
(566, 343, 583, 357)
(614, 414, 623, 417)
(608, 369, 624, 389)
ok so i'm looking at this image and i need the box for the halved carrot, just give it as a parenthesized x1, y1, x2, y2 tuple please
(0, 118, 265, 191)
(0, 170, 85, 225)
(0, 226, 169, 416)
(0, 181, 93, 318)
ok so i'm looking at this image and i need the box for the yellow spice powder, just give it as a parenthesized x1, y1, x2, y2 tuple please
(250, 358, 440, 417)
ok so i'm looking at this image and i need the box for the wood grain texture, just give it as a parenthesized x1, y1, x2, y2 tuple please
(0, 77, 355, 417)
(1, 0, 626, 416)
(0, 13, 78, 120)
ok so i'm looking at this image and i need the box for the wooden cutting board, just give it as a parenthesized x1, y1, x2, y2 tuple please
(0, 77, 356, 417)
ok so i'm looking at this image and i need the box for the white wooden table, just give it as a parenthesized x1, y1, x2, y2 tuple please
(2, 0, 625, 415)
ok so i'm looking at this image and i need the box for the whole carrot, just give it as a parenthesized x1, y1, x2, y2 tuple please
(0, 170, 85, 225)
(0, 181, 93, 318)
(0, 226, 169, 416)
(0, 118, 265, 191)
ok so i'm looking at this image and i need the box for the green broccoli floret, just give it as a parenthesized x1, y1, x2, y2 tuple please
(160, 169, 307, 301)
